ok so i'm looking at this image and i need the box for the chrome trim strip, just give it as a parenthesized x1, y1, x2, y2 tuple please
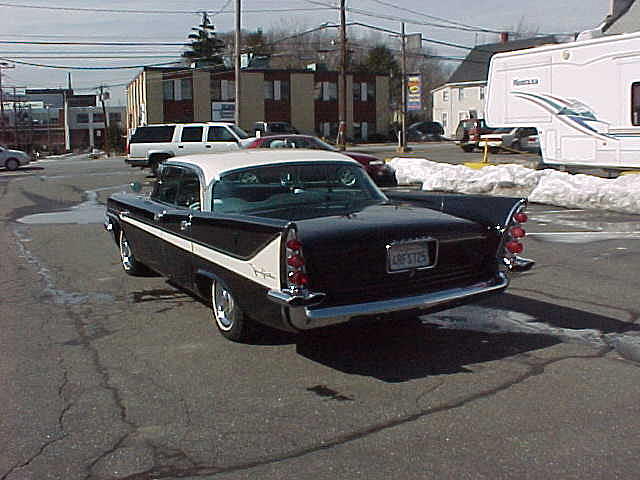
(286, 272, 509, 330)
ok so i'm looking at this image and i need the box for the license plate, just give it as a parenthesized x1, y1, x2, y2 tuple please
(387, 240, 434, 272)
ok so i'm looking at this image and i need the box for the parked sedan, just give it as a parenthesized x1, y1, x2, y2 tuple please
(1, 145, 32, 171)
(105, 149, 532, 342)
(406, 121, 444, 142)
(245, 134, 397, 186)
(479, 127, 540, 154)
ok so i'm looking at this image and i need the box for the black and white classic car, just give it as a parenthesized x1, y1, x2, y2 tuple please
(105, 150, 532, 342)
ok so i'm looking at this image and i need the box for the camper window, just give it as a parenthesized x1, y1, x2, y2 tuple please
(632, 82, 640, 126)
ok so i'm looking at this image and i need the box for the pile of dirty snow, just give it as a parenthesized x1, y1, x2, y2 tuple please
(389, 157, 640, 215)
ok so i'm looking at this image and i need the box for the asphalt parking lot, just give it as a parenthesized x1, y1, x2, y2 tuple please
(1, 150, 640, 479)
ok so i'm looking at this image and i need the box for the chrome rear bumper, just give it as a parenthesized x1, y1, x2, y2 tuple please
(278, 272, 509, 330)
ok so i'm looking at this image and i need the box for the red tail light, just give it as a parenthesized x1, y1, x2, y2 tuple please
(285, 229, 309, 291)
(502, 205, 528, 265)
(287, 255, 304, 268)
(514, 212, 528, 223)
(289, 271, 309, 286)
(510, 226, 526, 238)
(505, 241, 524, 254)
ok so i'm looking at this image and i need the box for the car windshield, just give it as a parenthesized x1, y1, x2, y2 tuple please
(228, 124, 251, 139)
(212, 162, 386, 218)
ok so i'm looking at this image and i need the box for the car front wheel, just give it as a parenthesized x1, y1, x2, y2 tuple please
(5, 158, 19, 171)
(211, 279, 251, 342)
(119, 230, 146, 275)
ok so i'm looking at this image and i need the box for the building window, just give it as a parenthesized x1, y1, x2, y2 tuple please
(318, 122, 338, 138)
(459, 111, 468, 122)
(479, 86, 485, 100)
(633, 82, 640, 125)
(222, 80, 235, 101)
(210, 78, 222, 101)
(93, 113, 105, 123)
(264, 80, 290, 101)
(353, 122, 370, 141)
(76, 113, 89, 123)
(458, 88, 464, 101)
(443, 90, 449, 102)
(163, 80, 175, 100)
(315, 82, 337, 101)
(109, 112, 121, 124)
(352, 82, 374, 102)
(441, 112, 447, 129)
(181, 78, 192, 100)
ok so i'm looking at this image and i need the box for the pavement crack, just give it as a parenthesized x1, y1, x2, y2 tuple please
(116, 349, 612, 480)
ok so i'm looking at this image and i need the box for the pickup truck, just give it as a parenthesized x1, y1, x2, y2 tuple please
(105, 149, 533, 342)
(126, 122, 256, 175)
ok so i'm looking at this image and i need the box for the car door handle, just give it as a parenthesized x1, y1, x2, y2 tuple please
(205, 145, 212, 148)
(154, 210, 167, 221)
(178, 145, 184, 149)
(180, 219, 192, 231)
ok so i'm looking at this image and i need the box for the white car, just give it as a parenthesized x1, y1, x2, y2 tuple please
(126, 122, 256, 175)
(0, 146, 31, 171)
(479, 127, 540, 153)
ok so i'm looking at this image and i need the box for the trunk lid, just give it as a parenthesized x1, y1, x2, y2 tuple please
(295, 204, 500, 307)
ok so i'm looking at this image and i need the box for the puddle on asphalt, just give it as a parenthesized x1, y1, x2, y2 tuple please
(422, 304, 640, 362)
(528, 210, 640, 244)
(528, 231, 640, 244)
(16, 186, 121, 225)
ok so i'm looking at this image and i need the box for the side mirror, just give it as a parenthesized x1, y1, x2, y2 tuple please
(129, 181, 142, 193)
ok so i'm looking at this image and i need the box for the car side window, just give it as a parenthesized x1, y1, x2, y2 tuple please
(152, 166, 183, 205)
(175, 170, 201, 210)
(181, 126, 204, 142)
(207, 126, 236, 142)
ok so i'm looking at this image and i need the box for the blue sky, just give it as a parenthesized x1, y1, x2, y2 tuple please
(0, 0, 612, 104)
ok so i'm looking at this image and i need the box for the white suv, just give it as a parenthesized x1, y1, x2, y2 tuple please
(126, 122, 255, 175)
(0, 146, 31, 171)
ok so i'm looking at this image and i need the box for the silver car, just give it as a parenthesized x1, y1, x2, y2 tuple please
(1, 146, 31, 171)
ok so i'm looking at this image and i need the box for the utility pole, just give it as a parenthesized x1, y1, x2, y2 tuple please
(12, 87, 19, 149)
(98, 85, 110, 154)
(64, 73, 71, 152)
(399, 22, 407, 153)
(234, 0, 241, 126)
(338, 0, 347, 150)
(0, 62, 15, 145)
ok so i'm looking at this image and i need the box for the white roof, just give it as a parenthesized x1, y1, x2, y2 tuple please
(167, 149, 359, 185)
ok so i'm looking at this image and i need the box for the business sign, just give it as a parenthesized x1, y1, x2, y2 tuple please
(212, 102, 235, 121)
(407, 75, 422, 111)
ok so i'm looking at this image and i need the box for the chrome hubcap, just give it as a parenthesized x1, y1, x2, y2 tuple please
(120, 234, 133, 270)
(213, 282, 234, 331)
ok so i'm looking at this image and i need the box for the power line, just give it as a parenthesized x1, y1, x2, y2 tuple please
(0, 57, 182, 70)
(363, 0, 506, 34)
(0, 40, 187, 46)
(1, 56, 181, 59)
(0, 2, 208, 14)
(0, 2, 333, 15)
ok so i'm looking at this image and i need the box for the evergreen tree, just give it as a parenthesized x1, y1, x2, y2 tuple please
(182, 13, 226, 68)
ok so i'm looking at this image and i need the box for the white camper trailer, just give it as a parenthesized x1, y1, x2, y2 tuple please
(486, 31, 640, 169)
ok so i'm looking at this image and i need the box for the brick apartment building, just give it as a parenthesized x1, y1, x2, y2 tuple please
(127, 67, 391, 142)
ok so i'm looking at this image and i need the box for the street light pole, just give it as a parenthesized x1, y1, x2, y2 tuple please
(234, 0, 241, 127)
(338, 0, 347, 150)
(399, 22, 407, 153)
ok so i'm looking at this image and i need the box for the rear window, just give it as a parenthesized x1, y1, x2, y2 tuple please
(130, 126, 175, 143)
